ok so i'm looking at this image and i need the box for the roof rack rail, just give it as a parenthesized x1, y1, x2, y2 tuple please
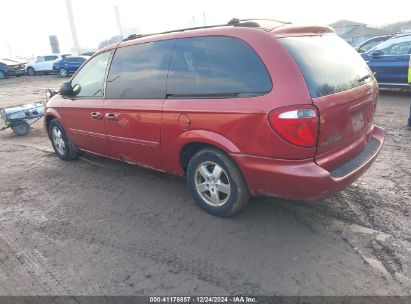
(122, 18, 291, 42)
(123, 34, 145, 41)
(227, 18, 291, 29)
(122, 23, 227, 42)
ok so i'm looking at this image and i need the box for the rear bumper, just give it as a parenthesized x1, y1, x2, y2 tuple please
(231, 125, 384, 201)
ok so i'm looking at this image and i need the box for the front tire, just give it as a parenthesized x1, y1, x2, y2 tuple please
(49, 119, 78, 161)
(27, 67, 35, 76)
(187, 148, 250, 217)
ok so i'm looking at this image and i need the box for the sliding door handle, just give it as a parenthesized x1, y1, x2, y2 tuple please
(105, 113, 119, 121)
(90, 112, 102, 120)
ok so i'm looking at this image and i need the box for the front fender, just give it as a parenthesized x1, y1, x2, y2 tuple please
(44, 95, 65, 133)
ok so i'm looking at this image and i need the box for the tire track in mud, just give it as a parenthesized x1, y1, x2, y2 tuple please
(256, 191, 411, 289)
(0, 143, 267, 294)
(0, 232, 69, 295)
(1, 125, 410, 294)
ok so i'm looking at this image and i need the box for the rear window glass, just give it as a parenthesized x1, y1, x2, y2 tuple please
(167, 36, 272, 98)
(280, 34, 372, 98)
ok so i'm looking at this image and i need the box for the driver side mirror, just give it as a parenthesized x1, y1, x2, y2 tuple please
(59, 82, 74, 96)
(370, 50, 383, 57)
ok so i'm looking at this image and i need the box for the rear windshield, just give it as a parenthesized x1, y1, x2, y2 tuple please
(280, 34, 372, 98)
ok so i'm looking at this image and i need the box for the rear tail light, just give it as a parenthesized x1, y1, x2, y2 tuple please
(269, 105, 319, 147)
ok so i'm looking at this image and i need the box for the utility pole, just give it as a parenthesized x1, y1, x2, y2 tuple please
(65, 0, 80, 54)
(5, 38, 12, 58)
(114, 5, 123, 38)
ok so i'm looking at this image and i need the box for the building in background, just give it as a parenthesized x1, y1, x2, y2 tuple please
(329, 20, 392, 46)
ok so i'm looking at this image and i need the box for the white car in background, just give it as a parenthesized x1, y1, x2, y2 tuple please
(25, 54, 71, 76)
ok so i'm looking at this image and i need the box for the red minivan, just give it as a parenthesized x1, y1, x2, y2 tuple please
(44, 19, 384, 217)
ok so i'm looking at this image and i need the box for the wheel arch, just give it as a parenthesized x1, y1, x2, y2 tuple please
(44, 109, 63, 135)
(175, 130, 241, 176)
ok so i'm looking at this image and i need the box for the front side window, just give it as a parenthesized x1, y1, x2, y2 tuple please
(361, 40, 382, 53)
(380, 41, 411, 56)
(37, 56, 46, 63)
(375, 36, 411, 55)
(71, 51, 111, 98)
(106, 40, 175, 99)
(167, 36, 272, 97)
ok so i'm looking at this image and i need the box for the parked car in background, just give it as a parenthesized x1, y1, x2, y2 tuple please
(0, 59, 26, 79)
(44, 19, 384, 217)
(26, 54, 71, 76)
(361, 34, 411, 87)
(53, 56, 87, 77)
(355, 35, 394, 53)
(80, 51, 95, 57)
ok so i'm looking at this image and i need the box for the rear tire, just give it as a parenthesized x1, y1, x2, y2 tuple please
(27, 67, 35, 76)
(49, 119, 78, 161)
(187, 148, 250, 217)
(59, 68, 68, 77)
(11, 121, 30, 136)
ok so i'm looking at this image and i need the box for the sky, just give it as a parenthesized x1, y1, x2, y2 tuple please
(1, 0, 411, 59)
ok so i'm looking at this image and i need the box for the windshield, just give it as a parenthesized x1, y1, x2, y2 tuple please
(280, 34, 372, 98)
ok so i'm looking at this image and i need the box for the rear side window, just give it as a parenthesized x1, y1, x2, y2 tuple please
(106, 40, 175, 99)
(280, 34, 372, 98)
(167, 36, 272, 98)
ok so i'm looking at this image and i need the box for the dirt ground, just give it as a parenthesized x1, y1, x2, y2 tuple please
(0, 75, 410, 296)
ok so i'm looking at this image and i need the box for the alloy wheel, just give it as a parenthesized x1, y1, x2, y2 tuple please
(194, 161, 231, 207)
(52, 126, 66, 155)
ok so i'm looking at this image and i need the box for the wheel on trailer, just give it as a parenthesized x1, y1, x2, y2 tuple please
(11, 121, 30, 136)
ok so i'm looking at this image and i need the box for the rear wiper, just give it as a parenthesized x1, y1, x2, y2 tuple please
(358, 73, 375, 83)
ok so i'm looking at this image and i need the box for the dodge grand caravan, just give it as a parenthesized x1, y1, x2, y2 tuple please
(44, 19, 385, 217)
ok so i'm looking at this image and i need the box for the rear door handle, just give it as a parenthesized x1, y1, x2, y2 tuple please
(105, 113, 119, 121)
(90, 112, 102, 120)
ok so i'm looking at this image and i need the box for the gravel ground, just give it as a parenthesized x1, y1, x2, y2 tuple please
(0, 75, 410, 296)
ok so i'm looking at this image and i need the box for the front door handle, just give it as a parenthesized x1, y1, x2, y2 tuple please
(105, 113, 119, 121)
(90, 112, 102, 120)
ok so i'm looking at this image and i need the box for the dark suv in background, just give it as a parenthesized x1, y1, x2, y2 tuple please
(0, 59, 26, 79)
